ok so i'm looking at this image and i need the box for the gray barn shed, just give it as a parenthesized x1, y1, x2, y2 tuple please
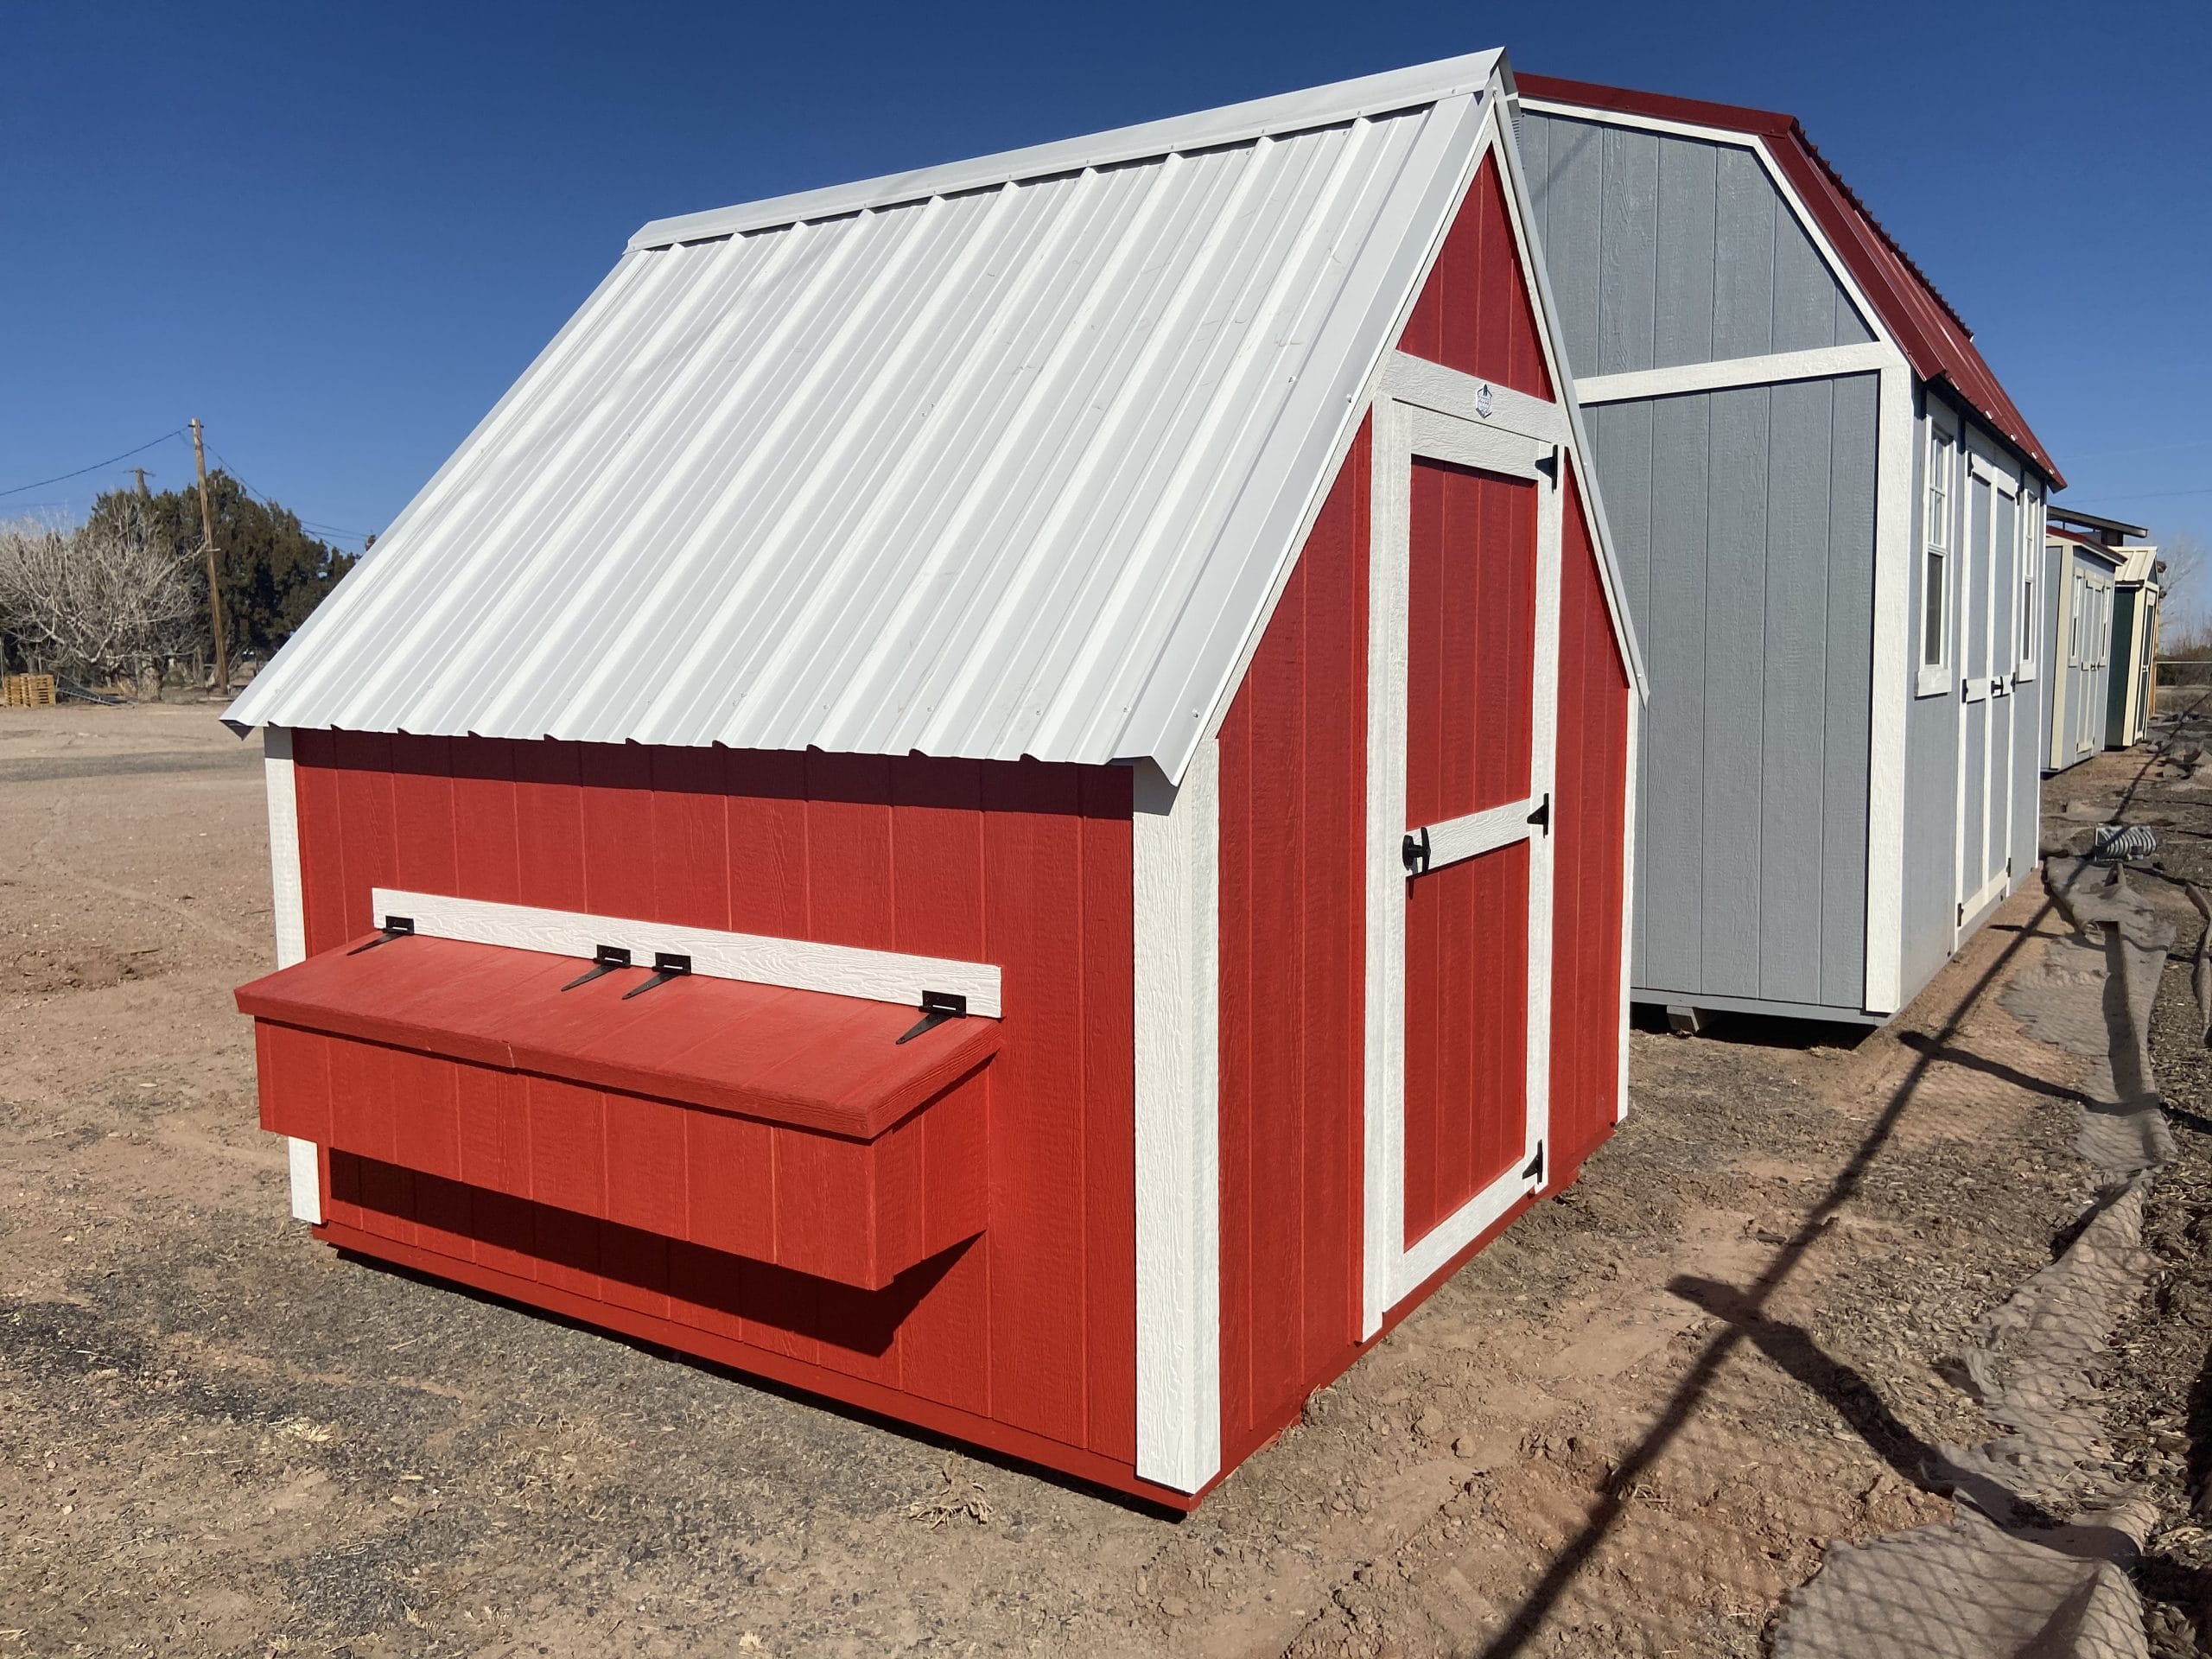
(1516, 75, 2063, 1026)
(2040, 528, 2121, 774)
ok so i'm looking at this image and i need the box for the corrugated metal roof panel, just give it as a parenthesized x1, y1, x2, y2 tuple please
(227, 57, 1509, 779)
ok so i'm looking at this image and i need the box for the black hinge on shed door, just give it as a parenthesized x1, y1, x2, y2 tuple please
(1528, 793, 1550, 835)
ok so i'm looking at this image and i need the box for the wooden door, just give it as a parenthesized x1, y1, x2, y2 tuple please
(1956, 454, 2019, 931)
(1363, 369, 1560, 1337)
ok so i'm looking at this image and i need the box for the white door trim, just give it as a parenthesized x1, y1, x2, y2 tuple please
(1360, 389, 1559, 1338)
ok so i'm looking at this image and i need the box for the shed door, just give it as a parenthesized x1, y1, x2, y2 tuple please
(1956, 455, 2018, 932)
(1364, 389, 1559, 1337)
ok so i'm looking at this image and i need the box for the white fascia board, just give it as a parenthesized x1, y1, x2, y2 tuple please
(370, 889, 1001, 1016)
(632, 53, 1505, 249)
(1131, 746, 1222, 1493)
(261, 727, 321, 1225)
(1488, 99, 1649, 702)
(1864, 364, 1915, 1015)
(1573, 341, 1898, 405)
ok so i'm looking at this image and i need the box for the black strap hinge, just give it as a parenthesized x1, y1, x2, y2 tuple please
(561, 944, 632, 991)
(1529, 792, 1551, 834)
(897, 989, 969, 1046)
(1402, 826, 1432, 877)
(346, 914, 416, 954)
(620, 951, 692, 1000)
(1523, 1141, 1545, 1184)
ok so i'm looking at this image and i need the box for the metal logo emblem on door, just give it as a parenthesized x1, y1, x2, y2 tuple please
(1474, 383, 1495, 419)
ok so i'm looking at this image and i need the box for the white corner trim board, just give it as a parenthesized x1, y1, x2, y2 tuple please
(1571, 342, 1897, 407)
(1864, 365, 1915, 1014)
(368, 889, 1002, 1017)
(1131, 745, 1223, 1494)
(261, 726, 321, 1225)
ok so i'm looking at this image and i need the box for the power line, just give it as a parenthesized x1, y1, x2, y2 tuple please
(206, 446, 375, 544)
(0, 429, 190, 499)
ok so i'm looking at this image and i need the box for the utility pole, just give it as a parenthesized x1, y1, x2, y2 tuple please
(130, 467, 152, 499)
(189, 418, 227, 692)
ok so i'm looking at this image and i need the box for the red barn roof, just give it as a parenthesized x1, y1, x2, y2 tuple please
(1517, 74, 2062, 488)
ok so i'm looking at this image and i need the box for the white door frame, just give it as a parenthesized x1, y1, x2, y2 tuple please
(1361, 375, 1560, 1338)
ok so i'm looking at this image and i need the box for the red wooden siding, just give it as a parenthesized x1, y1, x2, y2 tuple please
(1402, 842, 1530, 1243)
(1399, 153, 1554, 399)
(288, 735, 1136, 1466)
(1401, 458, 1537, 1245)
(261, 1023, 988, 1291)
(1547, 471, 1631, 1179)
(1215, 417, 1370, 1468)
(1403, 459, 1536, 829)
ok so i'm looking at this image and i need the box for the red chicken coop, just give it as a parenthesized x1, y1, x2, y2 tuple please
(229, 48, 1643, 1509)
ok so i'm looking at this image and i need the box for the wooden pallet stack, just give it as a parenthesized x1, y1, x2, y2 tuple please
(3, 674, 58, 708)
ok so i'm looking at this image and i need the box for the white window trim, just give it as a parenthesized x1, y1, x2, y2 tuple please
(2016, 488, 2042, 683)
(1916, 414, 1958, 698)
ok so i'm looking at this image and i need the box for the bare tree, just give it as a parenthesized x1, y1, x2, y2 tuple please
(0, 502, 199, 696)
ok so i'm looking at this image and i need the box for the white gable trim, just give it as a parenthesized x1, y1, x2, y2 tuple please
(1573, 341, 1897, 405)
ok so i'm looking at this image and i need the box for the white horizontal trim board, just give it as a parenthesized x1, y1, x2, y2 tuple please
(1420, 799, 1534, 870)
(262, 727, 321, 1226)
(369, 889, 1002, 1017)
(1376, 351, 1569, 443)
(1130, 745, 1222, 1494)
(1571, 341, 1897, 406)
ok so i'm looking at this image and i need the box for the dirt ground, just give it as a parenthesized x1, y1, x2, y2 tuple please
(1, 700, 2205, 1657)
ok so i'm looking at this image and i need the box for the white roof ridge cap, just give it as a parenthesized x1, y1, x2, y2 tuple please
(627, 50, 1503, 251)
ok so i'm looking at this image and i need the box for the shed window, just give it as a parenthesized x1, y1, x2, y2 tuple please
(1923, 426, 1955, 670)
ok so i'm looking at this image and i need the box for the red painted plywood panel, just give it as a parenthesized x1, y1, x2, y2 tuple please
(1401, 841, 1529, 1245)
(1548, 472, 1631, 1178)
(1404, 459, 1535, 830)
(284, 737, 1135, 1467)
(1215, 417, 1370, 1451)
(1399, 153, 1554, 400)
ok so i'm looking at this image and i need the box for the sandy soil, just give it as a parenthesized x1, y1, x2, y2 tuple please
(0, 701, 2191, 1657)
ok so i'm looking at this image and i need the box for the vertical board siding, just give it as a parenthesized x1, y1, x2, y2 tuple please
(1215, 420, 1368, 1468)
(1402, 842, 1530, 1243)
(1519, 111, 1872, 379)
(291, 735, 1136, 1465)
(1399, 155, 1554, 399)
(1549, 472, 1631, 1173)
(1580, 376, 1875, 1013)
(1404, 460, 1537, 828)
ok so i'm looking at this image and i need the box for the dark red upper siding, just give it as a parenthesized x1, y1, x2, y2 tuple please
(1215, 416, 1369, 1469)
(1398, 151, 1554, 400)
(1546, 469, 1631, 1179)
(1515, 73, 2060, 488)
(289, 734, 1137, 1466)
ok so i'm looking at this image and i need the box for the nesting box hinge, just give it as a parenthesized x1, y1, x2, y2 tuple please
(897, 989, 969, 1046)
(347, 914, 416, 955)
(621, 951, 692, 1000)
(1402, 826, 1432, 877)
(561, 944, 632, 991)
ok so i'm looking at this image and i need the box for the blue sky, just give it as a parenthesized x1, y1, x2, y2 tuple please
(4, 1, 2207, 599)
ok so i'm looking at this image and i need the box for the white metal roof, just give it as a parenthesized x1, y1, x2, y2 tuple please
(230, 53, 1538, 781)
